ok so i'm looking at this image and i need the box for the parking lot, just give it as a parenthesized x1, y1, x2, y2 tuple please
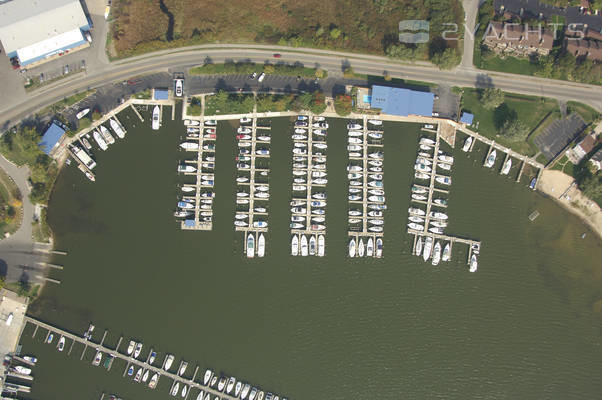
(534, 113, 586, 160)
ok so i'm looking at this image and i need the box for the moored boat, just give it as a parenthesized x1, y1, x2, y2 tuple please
(257, 233, 266, 257)
(366, 237, 374, 257)
(469, 254, 478, 272)
(246, 233, 255, 258)
(134, 367, 143, 382)
(226, 377, 236, 394)
(148, 373, 159, 389)
(309, 235, 316, 256)
(422, 236, 433, 261)
(485, 149, 497, 168)
(441, 242, 451, 262)
(375, 238, 383, 258)
(171, 382, 180, 396)
(501, 158, 512, 175)
(126, 340, 135, 355)
(431, 241, 442, 266)
(92, 350, 102, 366)
(110, 118, 126, 139)
(164, 354, 174, 370)
(93, 130, 108, 151)
(357, 239, 365, 257)
(58, 336, 65, 351)
(415, 236, 423, 256)
(462, 136, 473, 152)
(152, 106, 160, 130)
(100, 125, 115, 144)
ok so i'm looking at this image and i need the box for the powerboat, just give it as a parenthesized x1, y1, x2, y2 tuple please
(93, 130, 108, 151)
(184, 119, 200, 126)
(462, 136, 473, 152)
(178, 165, 196, 173)
(127, 365, 135, 376)
(422, 236, 433, 261)
(291, 235, 299, 255)
(348, 238, 356, 257)
(300, 235, 308, 256)
(429, 211, 448, 220)
(420, 137, 435, 146)
(435, 176, 451, 185)
(58, 336, 65, 351)
(437, 163, 451, 171)
(218, 377, 227, 391)
(485, 149, 497, 168)
(366, 237, 374, 257)
(14, 366, 31, 375)
(415, 172, 430, 180)
(429, 227, 444, 234)
(149, 351, 156, 364)
(164, 354, 174, 370)
(76, 108, 90, 119)
(148, 373, 159, 389)
(368, 119, 382, 125)
(181, 186, 196, 193)
(152, 106, 160, 130)
(438, 154, 453, 164)
(501, 158, 512, 175)
(412, 194, 427, 201)
(431, 241, 442, 266)
(318, 235, 325, 257)
(246, 233, 255, 258)
(357, 239, 365, 257)
(415, 236, 423, 255)
(92, 350, 102, 366)
(178, 361, 188, 376)
(226, 377, 236, 394)
(347, 123, 362, 130)
(197, 391, 205, 400)
(180, 142, 199, 150)
(375, 238, 383, 258)
(172, 382, 180, 396)
(442, 242, 451, 261)
(110, 118, 126, 139)
(127, 340, 135, 355)
(407, 223, 424, 231)
(235, 382, 243, 397)
(100, 125, 115, 144)
(409, 216, 424, 223)
(134, 367, 143, 382)
(142, 370, 150, 382)
(181, 386, 188, 397)
(257, 233, 266, 257)
(241, 384, 251, 399)
(203, 369, 213, 386)
(309, 235, 317, 256)
(470, 254, 478, 272)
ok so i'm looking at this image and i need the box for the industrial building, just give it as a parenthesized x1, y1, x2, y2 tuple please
(39, 121, 66, 154)
(0, 0, 90, 68)
(370, 85, 435, 117)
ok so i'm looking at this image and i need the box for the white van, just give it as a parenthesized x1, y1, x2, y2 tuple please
(258, 72, 265, 82)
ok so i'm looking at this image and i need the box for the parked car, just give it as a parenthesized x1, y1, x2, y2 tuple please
(273, 53, 281, 58)
(63, 65, 69, 75)
(258, 72, 265, 82)
(250, 72, 257, 79)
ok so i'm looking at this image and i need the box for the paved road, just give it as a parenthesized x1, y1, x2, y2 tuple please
(461, 0, 480, 69)
(1, 44, 601, 130)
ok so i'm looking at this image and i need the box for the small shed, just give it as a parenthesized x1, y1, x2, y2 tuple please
(460, 112, 474, 125)
(39, 121, 66, 154)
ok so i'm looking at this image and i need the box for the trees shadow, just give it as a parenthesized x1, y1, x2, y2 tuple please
(493, 103, 517, 129)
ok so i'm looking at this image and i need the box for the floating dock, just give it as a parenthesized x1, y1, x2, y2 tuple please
(347, 116, 385, 258)
(290, 114, 327, 257)
(234, 115, 271, 258)
(178, 119, 216, 230)
(23, 316, 284, 400)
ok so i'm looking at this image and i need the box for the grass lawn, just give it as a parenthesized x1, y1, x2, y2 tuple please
(460, 88, 559, 156)
(38, 90, 94, 115)
(190, 62, 326, 78)
(0, 167, 22, 237)
(566, 101, 600, 124)
(551, 155, 576, 177)
(479, 54, 538, 76)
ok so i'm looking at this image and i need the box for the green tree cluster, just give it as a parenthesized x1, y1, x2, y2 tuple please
(480, 88, 505, 110)
(334, 94, 353, 116)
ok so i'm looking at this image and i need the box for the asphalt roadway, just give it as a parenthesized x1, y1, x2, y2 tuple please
(1, 44, 601, 130)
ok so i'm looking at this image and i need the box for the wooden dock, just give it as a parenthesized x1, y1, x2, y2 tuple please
(23, 317, 280, 400)
(347, 115, 384, 258)
(290, 114, 327, 256)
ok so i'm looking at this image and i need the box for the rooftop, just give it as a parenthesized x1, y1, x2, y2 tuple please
(370, 85, 434, 117)
(39, 121, 66, 154)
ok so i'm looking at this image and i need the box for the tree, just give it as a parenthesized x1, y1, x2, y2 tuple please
(263, 64, 275, 74)
(431, 48, 461, 70)
(330, 27, 342, 39)
(314, 68, 325, 79)
(309, 91, 327, 114)
(334, 95, 353, 116)
(480, 88, 505, 110)
(580, 175, 602, 200)
(499, 119, 529, 141)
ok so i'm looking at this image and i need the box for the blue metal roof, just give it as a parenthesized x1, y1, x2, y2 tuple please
(461, 112, 474, 125)
(39, 122, 65, 154)
(154, 89, 169, 100)
(184, 219, 196, 227)
(370, 85, 434, 117)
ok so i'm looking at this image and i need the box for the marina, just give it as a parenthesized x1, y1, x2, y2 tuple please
(176, 118, 217, 230)
(347, 116, 385, 258)
(408, 125, 481, 270)
(233, 115, 271, 258)
(23, 317, 287, 400)
(290, 114, 328, 257)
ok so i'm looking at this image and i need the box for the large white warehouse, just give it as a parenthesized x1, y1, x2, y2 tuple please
(0, 0, 90, 67)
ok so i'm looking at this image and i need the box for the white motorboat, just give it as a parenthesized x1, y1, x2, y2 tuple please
(292, 134, 306, 140)
(369, 160, 383, 167)
(435, 176, 451, 185)
(312, 192, 327, 199)
(412, 194, 427, 201)
(314, 143, 327, 149)
(369, 152, 383, 159)
(369, 226, 383, 232)
(314, 116, 326, 121)
(408, 223, 424, 231)
(349, 210, 362, 216)
(246, 233, 255, 258)
(309, 235, 317, 256)
(178, 361, 188, 376)
(148, 373, 159, 389)
(368, 181, 383, 188)
(249, 387, 258, 400)
(420, 137, 435, 146)
(430, 220, 447, 228)
(258, 135, 271, 141)
(429, 227, 444, 234)
(369, 219, 384, 225)
(100, 125, 115, 144)
(76, 108, 90, 119)
(181, 386, 188, 398)
(110, 118, 126, 139)
(348, 137, 362, 144)
(93, 130, 108, 151)
(172, 382, 180, 396)
(431, 241, 442, 266)
(422, 236, 433, 261)
(226, 377, 236, 394)
(429, 211, 448, 220)
(92, 351, 102, 366)
(142, 369, 150, 382)
(257, 234, 266, 257)
(318, 235, 325, 257)
(366, 237, 374, 257)
(349, 195, 362, 201)
(14, 365, 32, 375)
(134, 342, 142, 358)
(441, 242, 451, 261)
(462, 136, 473, 152)
(126, 340, 135, 355)
(358, 239, 365, 257)
(433, 198, 447, 207)
(218, 377, 227, 391)
(408, 215, 424, 223)
(347, 144, 361, 151)
(501, 158, 512, 175)
(134, 367, 143, 382)
(438, 154, 453, 164)
(180, 142, 199, 150)
(375, 238, 383, 258)
(415, 236, 423, 255)
(415, 162, 431, 173)
(485, 149, 497, 168)
(178, 165, 196, 173)
(349, 218, 361, 224)
(348, 130, 362, 137)
(420, 144, 433, 151)
(300, 235, 308, 256)
(368, 119, 382, 125)
(294, 128, 307, 134)
(152, 106, 160, 130)
(184, 119, 200, 126)
(235, 382, 243, 397)
(347, 123, 362, 130)
(348, 238, 356, 257)
(240, 117, 252, 123)
(203, 370, 213, 385)
(469, 254, 478, 272)
(291, 235, 299, 256)
(58, 336, 66, 351)
(368, 195, 385, 203)
(164, 354, 174, 370)
(181, 186, 195, 193)
(415, 172, 430, 180)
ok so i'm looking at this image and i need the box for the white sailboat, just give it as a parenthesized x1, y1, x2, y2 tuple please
(257, 233, 265, 257)
(291, 235, 299, 256)
(366, 237, 374, 257)
(441, 242, 451, 262)
(422, 236, 433, 261)
(300, 235, 308, 256)
(501, 158, 512, 175)
(348, 238, 356, 258)
(431, 241, 441, 266)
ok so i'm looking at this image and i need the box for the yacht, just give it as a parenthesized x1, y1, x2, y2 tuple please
(431, 241, 442, 266)
(291, 235, 299, 255)
(375, 238, 383, 258)
(110, 118, 126, 139)
(100, 125, 115, 144)
(134, 367, 143, 382)
(152, 106, 160, 130)
(300, 235, 309, 256)
(257, 233, 266, 257)
(501, 158, 512, 175)
(485, 149, 497, 168)
(171, 382, 180, 396)
(422, 236, 433, 261)
(58, 336, 65, 351)
(93, 130, 108, 151)
(442, 242, 451, 262)
(407, 223, 424, 231)
(470, 254, 478, 272)
(178, 361, 188, 376)
(366, 237, 374, 257)
(348, 238, 356, 257)
(246, 233, 255, 258)
(164, 354, 174, 370)
(435, 176, 451, 185)
(148, 373, 159, 389)
(126, 340, 135, 355)
(180, 142, 199, 150)
(92, 350, 102, 366)
(203, 370, 213, 386)
(357, 239, 365, 257)
(415, 236, 423, 256)
(318, 235, 325, 257)
(462, 136, 473, 152)
(226, 377, 236, 394)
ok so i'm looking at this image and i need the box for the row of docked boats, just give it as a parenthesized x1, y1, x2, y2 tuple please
(413, 235, 452, 266)
(348, 236, 383, 258)
(200, 369, 288, 400)
(175, 120, 218, 227)
(413, 137, 452, 186)
(290, 115, 328, 250)
(347, 120, 386, 242)
(291, 233, 324, 256)
(463, 135, 513, 176)
(235, 118, 271, 257)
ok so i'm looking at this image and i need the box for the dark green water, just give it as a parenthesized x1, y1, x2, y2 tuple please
(21, 105, 602, 399)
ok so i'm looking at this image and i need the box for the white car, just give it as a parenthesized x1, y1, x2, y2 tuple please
(258, 72, 265, 82)
(174, 79, 183, 97)
(424, 124, 434, 129)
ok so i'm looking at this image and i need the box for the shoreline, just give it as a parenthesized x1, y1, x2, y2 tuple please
(537, 169, 602, 240)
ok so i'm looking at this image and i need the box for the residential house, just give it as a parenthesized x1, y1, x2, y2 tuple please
(589, 148, 602, 170)
(566, 134, 596, 164)
(483, 21, 554, 57)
